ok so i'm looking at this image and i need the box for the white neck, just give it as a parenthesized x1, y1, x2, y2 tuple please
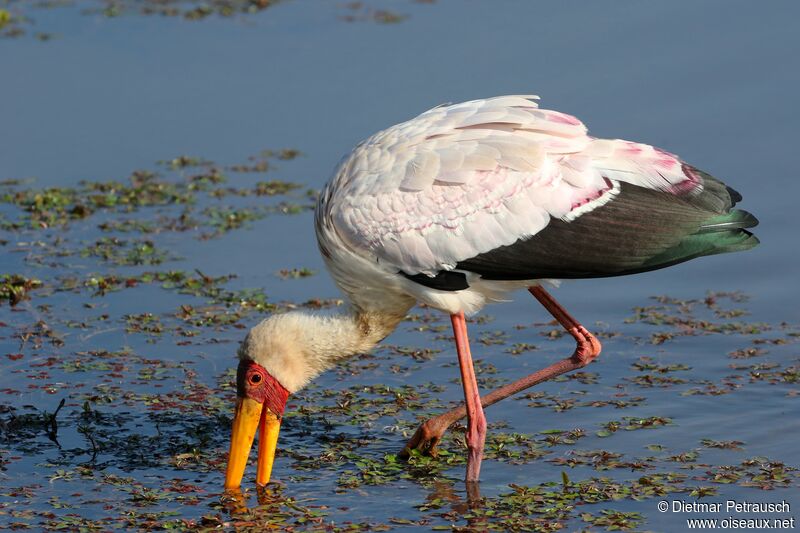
(240, 302, 413, 393)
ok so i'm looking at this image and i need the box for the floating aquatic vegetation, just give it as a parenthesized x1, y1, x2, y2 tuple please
(0, 155, 312, 235)
(507, 342, 537, 355)
(81, 237, 174, 266)
(1, 148, 797, 529)
(414, 474, 699, 531)
(338, 2, 409, 24)
(701, 438, 745, 450)
(624, 292, 771, 340)
(596, 416, 673, 438)
(0, 274, 42, 306)
(1, 0, 426, 41)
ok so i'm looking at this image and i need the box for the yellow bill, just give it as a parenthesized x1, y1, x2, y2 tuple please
(256, 409, 281, 486)
(224, 396, 282, 489)
(224, 397, 262, 489)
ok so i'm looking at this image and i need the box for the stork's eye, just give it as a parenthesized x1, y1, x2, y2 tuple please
(248, 373, 262, 385)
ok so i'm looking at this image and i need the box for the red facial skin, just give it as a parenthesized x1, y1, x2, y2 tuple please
(236, 360, 290, 417)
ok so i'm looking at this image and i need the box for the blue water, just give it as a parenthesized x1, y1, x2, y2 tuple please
(1, 0, 798, 530)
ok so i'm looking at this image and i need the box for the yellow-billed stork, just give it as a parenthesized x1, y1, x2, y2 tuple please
(224, 95, 759, 488)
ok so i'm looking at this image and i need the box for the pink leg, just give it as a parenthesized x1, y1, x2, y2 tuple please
(450, 312, 487, 482)
(528, 285, 602, 362)
(402, 286, 601, 456)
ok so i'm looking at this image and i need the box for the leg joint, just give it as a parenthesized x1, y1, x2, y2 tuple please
(572, 327, 602, 365)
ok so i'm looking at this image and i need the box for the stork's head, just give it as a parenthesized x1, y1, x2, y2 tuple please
(223, 309, 403, 489)
(224, 314, 311, 490)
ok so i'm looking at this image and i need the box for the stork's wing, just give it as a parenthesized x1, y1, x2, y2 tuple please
(328, 95, 751, 278)
(456, 179, 758, 281)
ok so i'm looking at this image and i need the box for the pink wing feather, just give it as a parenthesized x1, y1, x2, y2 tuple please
(326, 96, 700, 276)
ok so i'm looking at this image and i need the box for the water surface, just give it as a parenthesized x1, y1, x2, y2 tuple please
(1, 1, 798, 530)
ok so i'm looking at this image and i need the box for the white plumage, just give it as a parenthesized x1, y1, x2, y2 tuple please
(316, 95, 697, 315)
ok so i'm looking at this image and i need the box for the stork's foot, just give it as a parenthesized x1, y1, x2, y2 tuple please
(400, 415, 455, 458)
(570, 324, 602, 365)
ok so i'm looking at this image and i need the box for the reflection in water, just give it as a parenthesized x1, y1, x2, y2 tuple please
(426, 479, 483, 510)
(220, 485, 290, 530)
(221, 484, 284, 514)
(465, 480, 482, 510)
(220, 488, 249, 516)
(423, 480, 486, 529)
(222, 478, 485, 526)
